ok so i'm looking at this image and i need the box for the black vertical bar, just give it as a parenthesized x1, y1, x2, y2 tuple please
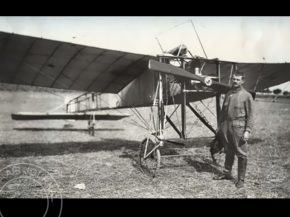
(160, 73, 164, 132)
(157, 56, 165, 135)
(234, 63, 237, 71)
(216, 61, 221, 128)
(181, 60, 186, 139)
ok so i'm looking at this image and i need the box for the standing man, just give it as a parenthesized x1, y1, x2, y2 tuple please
(213, 70, 254, 188)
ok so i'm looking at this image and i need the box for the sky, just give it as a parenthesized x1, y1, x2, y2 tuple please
(0, 16, 290, 91)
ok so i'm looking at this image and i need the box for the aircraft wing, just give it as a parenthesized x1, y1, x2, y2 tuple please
(1, 31, 290, 96)
(11, 112, 129, 120)
(0, 31, 154, 93)
(195, 60, 290, 92)
(149, 59, 290, 94)
(238, 63, 290, 91)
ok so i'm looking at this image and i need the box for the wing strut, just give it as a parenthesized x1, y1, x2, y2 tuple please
(187, 103, 216, 135)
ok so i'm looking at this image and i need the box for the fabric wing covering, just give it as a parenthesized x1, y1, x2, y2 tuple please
(11, 112, 129, 120)
(1, 31, 290, 94)
(196, 60, 290, 92)
(0, 31, 154, 93)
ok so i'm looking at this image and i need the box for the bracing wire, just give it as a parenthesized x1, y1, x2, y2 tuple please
(185, 97, 216, 138)
(156, 20, 191, 37)
(96, 93, 149, 131)
(155, 37, 165, 53)
(200, 99, 216, 118)
(170, 83, 182, 132)
(116, 94, 154, 132)
(190, 20, 208, 59)
(150, 81, 161, 134)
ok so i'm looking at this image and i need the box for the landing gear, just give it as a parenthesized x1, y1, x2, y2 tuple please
(139, 70, 164, 177)
(88, 114, 95, 136)
(137, 56, 223, 178)
(139, 136, 161, 177)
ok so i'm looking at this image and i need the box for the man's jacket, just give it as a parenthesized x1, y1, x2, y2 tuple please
(219, 86, 254, 133)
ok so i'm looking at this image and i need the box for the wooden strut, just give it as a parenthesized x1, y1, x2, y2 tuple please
(88, 114, 96, 136)
(166, 115, 182, 138)
(216, 61, 221, 128)
(187, 103, 216, 135)
(181, 59, 186, 139)
(158, 58, 218, 140)
(144, 57, 223, 162)
(158, 70, 165, 140)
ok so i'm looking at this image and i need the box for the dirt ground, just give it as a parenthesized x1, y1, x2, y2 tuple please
(0, 88, 289, 198)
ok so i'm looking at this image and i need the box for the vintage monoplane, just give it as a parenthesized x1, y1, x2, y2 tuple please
(1, 30, 290, 175)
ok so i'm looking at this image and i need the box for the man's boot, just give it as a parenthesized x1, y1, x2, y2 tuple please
(213, 169, 234, 180)
(236, 158, 247, 188)
(213, 173, 234, 180)
(214, 152, 235, 180)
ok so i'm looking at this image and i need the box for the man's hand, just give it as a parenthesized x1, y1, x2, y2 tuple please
(243, 131, 250, 141)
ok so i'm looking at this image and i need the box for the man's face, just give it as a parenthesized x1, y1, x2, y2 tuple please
(231, 74, 244, 88)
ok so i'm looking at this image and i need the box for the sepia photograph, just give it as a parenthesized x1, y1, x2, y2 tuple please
(0, 16, 289, 204)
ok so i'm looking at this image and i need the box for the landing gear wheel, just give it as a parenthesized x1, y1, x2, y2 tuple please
(139, 137, 161, 178)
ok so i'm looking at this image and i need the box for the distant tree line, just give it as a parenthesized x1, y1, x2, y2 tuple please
(260, 88, 289, 96)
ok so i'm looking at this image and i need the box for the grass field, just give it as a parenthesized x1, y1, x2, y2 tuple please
(0, 87, 289, 198)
